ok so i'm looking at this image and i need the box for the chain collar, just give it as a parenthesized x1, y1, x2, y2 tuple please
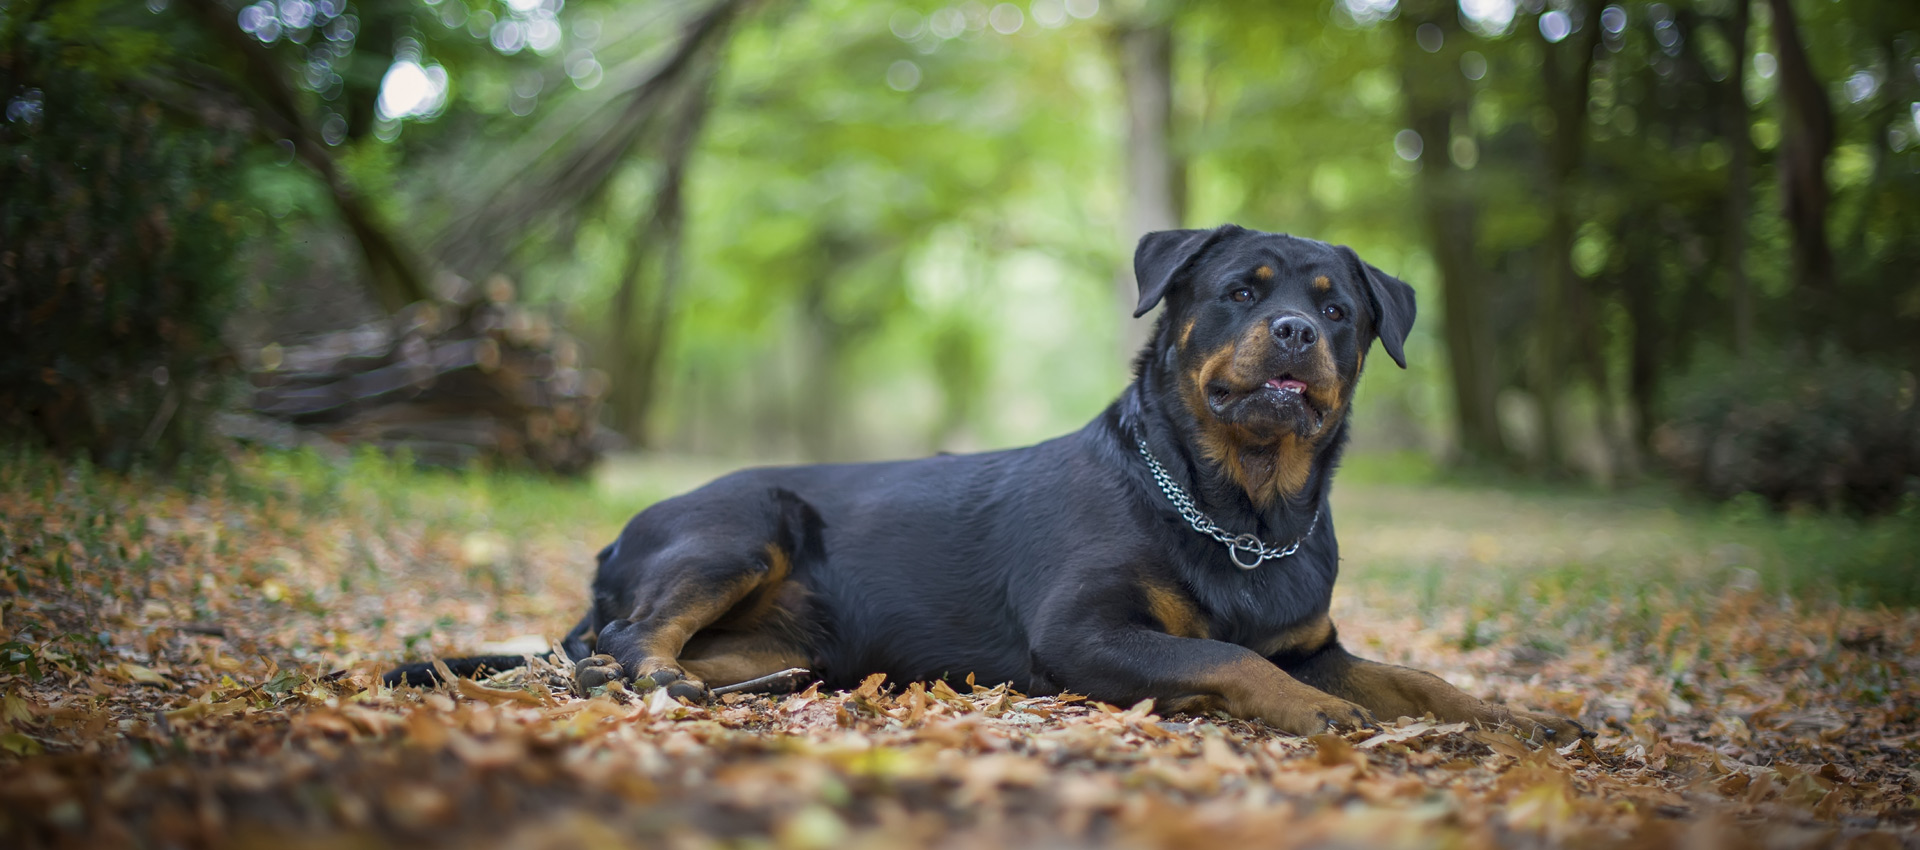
(1132, 432, 1320, 570)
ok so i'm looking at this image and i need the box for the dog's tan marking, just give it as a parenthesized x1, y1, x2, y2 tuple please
(714, 543, 793, 627)
(625, 579, 758, 678)
(617, 544, 803, 684)
(1143, 584, 1208, 640)
(1162, 650, 1372, 733)
(1180, 322, 1348, 506)
(1255, 265, 1275, 280)
(1326, 661, 1481, 723)
(679, 630, 812, 688)
(1269, 368, 1348, 498)
(1312, 275, 1331, 292)
(1178, 318, 1196, 350)
(1254, 612, 1335, 659)
(1306, 656, 1576, 740)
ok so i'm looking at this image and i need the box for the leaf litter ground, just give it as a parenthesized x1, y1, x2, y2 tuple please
(1, 453, 1917, 849)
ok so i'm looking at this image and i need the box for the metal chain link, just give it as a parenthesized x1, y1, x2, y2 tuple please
(1134, 433, 1320, 570)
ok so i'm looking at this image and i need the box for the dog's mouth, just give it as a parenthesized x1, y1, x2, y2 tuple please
(1206, 373, 1329, 433)
(1265, 377, 1310, 396)
(1207, 373, 1319, 406)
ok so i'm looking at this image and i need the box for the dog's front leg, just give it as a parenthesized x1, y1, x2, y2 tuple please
(1283, 643, 1588, 742)
(1051, 628, 1375, 736)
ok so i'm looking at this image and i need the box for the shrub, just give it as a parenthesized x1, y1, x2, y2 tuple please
(1656, 349, 1919, 515)
(0, 28, 248, 472)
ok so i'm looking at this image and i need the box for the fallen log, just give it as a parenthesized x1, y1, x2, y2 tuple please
(241, 278, 609, 474)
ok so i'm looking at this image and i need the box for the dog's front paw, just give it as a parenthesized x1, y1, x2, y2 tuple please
(1252, 694, 1376, 737)
(573, 654, 626, 694)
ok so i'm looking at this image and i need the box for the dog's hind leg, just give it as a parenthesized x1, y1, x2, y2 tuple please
(679, 627, 814, 692)
(573, 548, 779, 699)
(575, 488, 820, 700)
(572, 544, 814, 698)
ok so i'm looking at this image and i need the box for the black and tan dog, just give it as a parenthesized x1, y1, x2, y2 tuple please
(386, 225, 1584, 740)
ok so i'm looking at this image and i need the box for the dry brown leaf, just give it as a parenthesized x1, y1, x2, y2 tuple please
(5, 457, 1917, 850)
(453, 677, 546, 706)
(1312, 733, 1368, 773)
(115, 663, 173, 687)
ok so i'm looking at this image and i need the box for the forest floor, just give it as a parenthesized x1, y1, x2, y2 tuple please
(1, 447, 1917, 849)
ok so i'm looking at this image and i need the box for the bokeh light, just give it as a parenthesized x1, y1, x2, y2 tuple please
(1393, 129, 1422, 161)
(1539, 10, 1571, 43)
(376, 59, 449, 121)
(1459, 0, 1515, 37)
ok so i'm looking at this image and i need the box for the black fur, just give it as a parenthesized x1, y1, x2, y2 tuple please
(390, 227, 1409, 704)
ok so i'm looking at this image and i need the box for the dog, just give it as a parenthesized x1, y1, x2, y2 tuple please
(385, 225, 1585, 741)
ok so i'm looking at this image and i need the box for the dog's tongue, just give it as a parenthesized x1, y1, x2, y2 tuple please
(1267, 378, 1308, 394)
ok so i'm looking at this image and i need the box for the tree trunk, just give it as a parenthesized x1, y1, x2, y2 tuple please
(606, 63, 719, 445)
(1845, 33, 1899, 263)
(1533, 16, 1601, 478)
(1767, 0, 1836, 304)
(343, 12, 392, 144)
(1114, 17, 1185, 358)
(1398, 1, 1509, 466)
(431, 0, 748, 283)
(1618, 216, 1661, 454)
(790, 237, 875, 462)
(1723, 0, 1755, 356)
(794, 275, 847, 463)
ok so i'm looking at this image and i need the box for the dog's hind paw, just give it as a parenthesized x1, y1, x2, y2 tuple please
(636, 664, 708, 702)
(573, 654, 626, 694)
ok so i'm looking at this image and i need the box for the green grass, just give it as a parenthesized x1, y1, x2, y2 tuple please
(1328, 464, 1919, 671)
(231, 446, 648, 540)
(322, 446, 1920, 609)
(10, 441, 1913, 614)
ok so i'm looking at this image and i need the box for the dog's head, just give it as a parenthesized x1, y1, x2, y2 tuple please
(1134, 225, 1416, 505)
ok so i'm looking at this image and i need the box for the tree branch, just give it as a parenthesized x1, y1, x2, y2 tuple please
(177, 0, 432, 313)
(430, 0, 749, 277)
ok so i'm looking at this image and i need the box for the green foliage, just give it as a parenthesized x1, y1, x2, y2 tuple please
(8, 0, 1920, 502)
(1658, 348, 1919, 515)
(0, 19, 248, 472)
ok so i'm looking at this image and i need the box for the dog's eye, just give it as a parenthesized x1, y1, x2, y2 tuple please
(1229, 288, 1255, 303)
(1322, 304, 1345, 321)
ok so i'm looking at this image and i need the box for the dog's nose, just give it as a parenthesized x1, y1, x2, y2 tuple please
(1269, 315, 1317, 353)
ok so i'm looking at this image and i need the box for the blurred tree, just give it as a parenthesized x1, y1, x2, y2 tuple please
(1531, 5, 1603, 477)
(1, 1, 248, 469)
(9, 0, 1916, 505)
(1111, 1, 1185, 356)
(1720, 0, 1755, 357)
(593, 3, 739, 442)
(175, 0, 431, 312)
(628, 0, 1124, 458)
(1397, 0, 1513, 466)
(1822, 0, 1920, 371)
(1765, 0, 1835, 302)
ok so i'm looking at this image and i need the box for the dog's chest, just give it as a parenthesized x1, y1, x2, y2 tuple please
(1184, 551, 1337, 652)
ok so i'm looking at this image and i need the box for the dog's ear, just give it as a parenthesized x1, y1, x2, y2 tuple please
(1132, 225, 1240, 318)
(1341, 246, 1417, 369)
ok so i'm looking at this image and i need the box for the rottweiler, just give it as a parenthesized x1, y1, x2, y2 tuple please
(386, 225, 1585, 740)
